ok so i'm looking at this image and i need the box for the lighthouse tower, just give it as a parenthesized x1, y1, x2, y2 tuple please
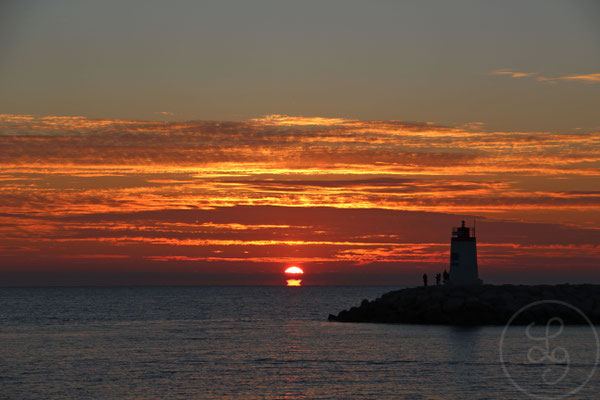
(448, 220, 482, 285)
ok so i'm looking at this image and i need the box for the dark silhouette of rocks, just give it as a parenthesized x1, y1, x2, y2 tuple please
(328, 284, 600, 325)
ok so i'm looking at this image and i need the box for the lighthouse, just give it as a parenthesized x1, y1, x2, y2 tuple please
(448, 220, 482, 285)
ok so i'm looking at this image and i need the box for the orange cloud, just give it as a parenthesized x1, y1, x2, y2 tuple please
(1, 114, 599, 284)
(491, 69, 537, 78)
(558, 73, 600, 83)
(491, 70, 600, 84)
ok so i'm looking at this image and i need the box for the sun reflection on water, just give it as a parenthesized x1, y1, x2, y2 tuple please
(286, 279, 302, 287)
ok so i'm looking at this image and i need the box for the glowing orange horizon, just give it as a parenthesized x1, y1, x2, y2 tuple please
(1, 113, 599, 285)
(286, 279, 302, 286)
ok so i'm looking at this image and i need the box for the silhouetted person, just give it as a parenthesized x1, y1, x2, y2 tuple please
(443, 269, 449, 284)
(435, 273, 441, 286)
(423, 273, 428, 287)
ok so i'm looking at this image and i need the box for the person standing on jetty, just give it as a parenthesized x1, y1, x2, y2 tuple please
(435, 273, 441, 286)
(423, 273, 428, 287)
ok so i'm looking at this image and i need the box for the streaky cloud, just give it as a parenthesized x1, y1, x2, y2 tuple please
(492, 69, 600, 84)
(1, 114, 599, 284)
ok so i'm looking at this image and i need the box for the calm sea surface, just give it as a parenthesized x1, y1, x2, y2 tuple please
(1, 286, 598, 399)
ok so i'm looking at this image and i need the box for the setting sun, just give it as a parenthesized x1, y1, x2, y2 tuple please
(285, 266, 304, 274)
(285, 266, 304, 286)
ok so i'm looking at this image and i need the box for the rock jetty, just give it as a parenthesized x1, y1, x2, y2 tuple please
(328, 284, 600, 325)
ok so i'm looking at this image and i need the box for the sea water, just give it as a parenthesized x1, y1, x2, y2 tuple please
(1, 286, 598, 399)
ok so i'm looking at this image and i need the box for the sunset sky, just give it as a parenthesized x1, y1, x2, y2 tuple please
(1, 1, 599, 285)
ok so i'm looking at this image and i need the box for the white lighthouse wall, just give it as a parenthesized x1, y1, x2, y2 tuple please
(449, 241, 480, 285)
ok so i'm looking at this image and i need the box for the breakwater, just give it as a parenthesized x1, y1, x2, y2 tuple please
(328, 284, 600, 325)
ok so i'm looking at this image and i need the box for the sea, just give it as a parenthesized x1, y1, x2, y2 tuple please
(1, 286, 598, 399)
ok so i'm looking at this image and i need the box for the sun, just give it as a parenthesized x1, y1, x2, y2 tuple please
(284, 266, 304, 286)
(284, 266, 304, 274)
